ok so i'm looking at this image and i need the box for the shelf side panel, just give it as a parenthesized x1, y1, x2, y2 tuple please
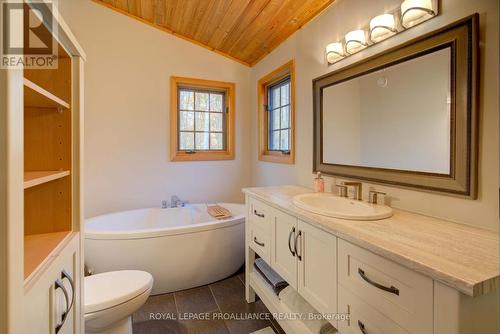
(24, 176, 72, 235)
(24, 106, 71, 171)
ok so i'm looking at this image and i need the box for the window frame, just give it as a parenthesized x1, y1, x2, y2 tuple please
(177, 87, 227, 152)
(170, 76, 235, 161)
(267, 77, 292, 153)
(258, 60, 295, 164)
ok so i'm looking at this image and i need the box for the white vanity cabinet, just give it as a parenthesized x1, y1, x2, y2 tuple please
(247, 197, 338, 325)
(244, 187, 500, 334)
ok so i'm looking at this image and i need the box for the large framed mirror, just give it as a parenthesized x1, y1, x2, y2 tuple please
(313, 15, 478, 198)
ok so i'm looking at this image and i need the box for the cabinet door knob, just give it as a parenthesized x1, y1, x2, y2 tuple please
(358, 268, 399, 295)
(288, 227, 296, 256)
(54, 279, 70, 334)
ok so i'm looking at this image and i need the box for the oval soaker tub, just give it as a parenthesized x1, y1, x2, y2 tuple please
(85, 203, 245, 295)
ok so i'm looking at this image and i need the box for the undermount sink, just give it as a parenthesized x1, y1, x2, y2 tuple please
(292, 192, 393, 220)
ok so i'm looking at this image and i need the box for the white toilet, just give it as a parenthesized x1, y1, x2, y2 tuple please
(84, 270, 153, 334)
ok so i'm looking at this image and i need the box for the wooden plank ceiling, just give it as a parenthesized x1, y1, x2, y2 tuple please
(93, 0, 335, 66)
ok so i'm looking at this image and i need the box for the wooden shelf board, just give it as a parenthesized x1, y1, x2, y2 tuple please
(24, 78, 70, 109)
(24, 231, 73, 281)
(24, 170, 70, 189)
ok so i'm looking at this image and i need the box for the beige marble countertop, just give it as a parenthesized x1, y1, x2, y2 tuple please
(243, 185, 500, 297)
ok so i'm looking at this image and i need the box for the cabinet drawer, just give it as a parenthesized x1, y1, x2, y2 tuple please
(248, 197, 272, 232)
(338, 239, 432, 333)
(338, 287, 410, 334)
(249, 225, 271, 263)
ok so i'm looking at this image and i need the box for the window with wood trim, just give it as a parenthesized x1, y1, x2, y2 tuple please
(170, 77, 235, 161)
(258, 60, 295, 164)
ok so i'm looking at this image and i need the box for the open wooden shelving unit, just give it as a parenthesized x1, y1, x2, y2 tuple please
(23, 45, 74, 281)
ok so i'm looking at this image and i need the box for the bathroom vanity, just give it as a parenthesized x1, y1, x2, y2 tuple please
(243, 186, 500, 334)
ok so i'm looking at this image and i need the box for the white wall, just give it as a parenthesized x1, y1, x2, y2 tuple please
(250, 0, 499, 231)
(59, 0, 252, 218)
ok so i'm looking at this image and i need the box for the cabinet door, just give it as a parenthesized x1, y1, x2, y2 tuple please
(24, 235, 81, 334)
(271, 210, 298, 289)
(297, 220, 337, 317)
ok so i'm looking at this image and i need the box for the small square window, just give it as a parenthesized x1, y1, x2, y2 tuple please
(171, 77, 235, 161)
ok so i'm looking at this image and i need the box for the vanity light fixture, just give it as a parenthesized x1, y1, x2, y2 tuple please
(369, 14, 397, 42)
(345, 30, 367, 54)
(401, 0, 436, 28)
(325, 0, 438, 66)
(326, 42, 344, 64)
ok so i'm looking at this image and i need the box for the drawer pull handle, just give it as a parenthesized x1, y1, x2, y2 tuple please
(54, 279, 70, 333)
(254, 237, 265, 247)
(288, 227, 296, 256)
(294, 230, 302, 261)
(253, 209, 265, 218)
(358, 268, 400, 295)
(358, 320, 368, 334)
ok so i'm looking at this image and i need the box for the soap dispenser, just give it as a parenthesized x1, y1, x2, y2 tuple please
(314, 172, 325, 193)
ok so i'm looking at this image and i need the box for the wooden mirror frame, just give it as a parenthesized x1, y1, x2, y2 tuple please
(313, 14, 479, 198)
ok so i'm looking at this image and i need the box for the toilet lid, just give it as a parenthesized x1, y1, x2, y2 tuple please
(85, 270, 153, 313)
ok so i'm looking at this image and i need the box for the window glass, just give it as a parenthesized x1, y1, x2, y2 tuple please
(178, 88, 226, 151)
(268, 78, 291, 152)
(180, 91, 194, 110)
(179, 132, 194, 150)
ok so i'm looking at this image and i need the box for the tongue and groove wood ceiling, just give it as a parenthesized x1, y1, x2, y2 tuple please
(93, 0, 335, 66)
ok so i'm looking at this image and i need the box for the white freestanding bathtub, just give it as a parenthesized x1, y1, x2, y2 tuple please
(85, 203, 245, 295)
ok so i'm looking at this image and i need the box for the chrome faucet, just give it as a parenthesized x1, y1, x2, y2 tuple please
(170, 195, 188, 208)
(161, 200, 168, 209)
(343, 181, 363, 201)
(368, 190, 386, 204)
(335, 184, 348, 198)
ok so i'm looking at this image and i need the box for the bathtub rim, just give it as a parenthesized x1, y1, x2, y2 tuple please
(84, 203, 245, 240)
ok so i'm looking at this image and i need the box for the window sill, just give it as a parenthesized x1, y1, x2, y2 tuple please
(171, 150, 235, 161)
(259, 151, 294, 164)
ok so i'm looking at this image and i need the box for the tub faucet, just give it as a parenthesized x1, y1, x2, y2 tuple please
(171, 195, 188, 208)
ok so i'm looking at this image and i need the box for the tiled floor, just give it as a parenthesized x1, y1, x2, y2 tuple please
(133, 271, 285, 334)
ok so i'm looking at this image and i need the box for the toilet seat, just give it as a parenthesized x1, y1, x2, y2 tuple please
(85, 270, 153, 314)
